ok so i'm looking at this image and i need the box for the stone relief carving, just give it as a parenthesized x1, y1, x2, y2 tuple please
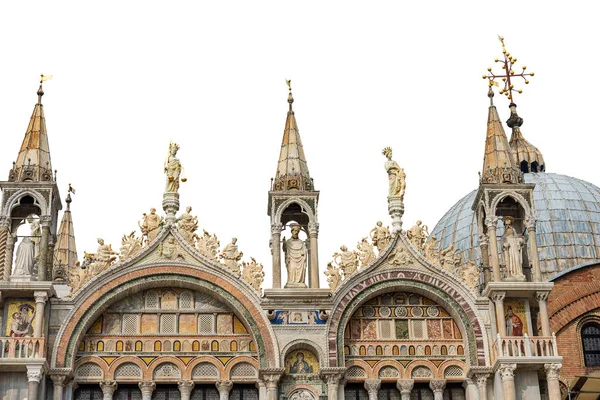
(288, 390, 315, 400)
(325, 262, 342, 291)
(241, 257, 264, 293)
(387, 247, 411, 266)
(220, 238, 243, 275)
(139, 208, 163, 245)
(119, 231, 143, 260)
(177, 206, 199, 246)
(158, 236, 184, 260)
(196, 230, 220, 260)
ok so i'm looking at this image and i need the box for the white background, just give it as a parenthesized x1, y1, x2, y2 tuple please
(1, 1, 598, 288)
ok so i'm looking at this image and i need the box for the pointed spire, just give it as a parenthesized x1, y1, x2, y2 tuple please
(8, 76, 54, 182)
(53, 185, 78, 279)
(272, 81, 313, 191)
(507, 103, 545, 173)
(480, 89, 523, 184)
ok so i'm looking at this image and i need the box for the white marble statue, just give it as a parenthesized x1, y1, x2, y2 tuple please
(13, 237, 35, 276)
(407, 220, 428, 251)
(220, 238, 243, 275)
(325, 262, 342, 292)
(382, 147, 406, 200)
(165, 142, 183, 193)
(356, 237, 376, 266)
(282, 224, 307, 287)
(88, 238, 117, 275)
(334, 245, 359, 277)
(177, 206, 199, 246)
(27, 215, 41, 257)
(370, 221, 391, 253)
(502, 217, 525, 279)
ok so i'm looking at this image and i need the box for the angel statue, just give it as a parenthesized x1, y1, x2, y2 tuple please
(382, 147, 406, 200)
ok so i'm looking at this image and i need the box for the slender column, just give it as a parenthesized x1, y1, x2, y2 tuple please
(216, 380, 233, 400)
(4, 233, 15, 280)
(256, 380, 267, 400)
(66, 381, 78, 400)
(0, 218, 9, 280)
(271, 223, 282, 288)
(308, 222, 320, 288)
(139, 381, 156, 400)
(33, 291, 48, 337)
(526, 217, 542, 282)
(27, 365, 43, 400)
(545, 363, 562, 400)
(38, 216, 51, 281)
(396, 380, 414, 400)
(463, 379, 478, 400)
(536, 292, 551, 336)
(429, 380, 446, 400)
(324, 373, 342, 400)
(100, 381, 118, 400)
(486, 218, 501, 281)
(338, 379, 347, 400)
(491, 292, 507, 337)
(499, 364, 517, 400)
(364, 379, 380, 400)
(260, 370, 283, 400)
(474, 374, 489, 400)
(51, 375, 69, 400)
(178, 380, 195, 400)
(478, 234, 491, 285)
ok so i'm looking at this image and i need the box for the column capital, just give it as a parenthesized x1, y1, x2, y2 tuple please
(100, 381, 118, 395)
(364, 379, 381, 394)
(40, 215, 52, 227)
(178, 380, 195, 395)
(34, 291, 49, 304)
(474, 373, 490, 387)
(499, 363, 517, 381)
(396, 379, 414, 394)
(216, 380, 233, 394)
(0, 216, 9, 228)
(536, 291, 549, 302)
(491, 291, 506, 302)
(27, 365, 43, 383)
(429, 380, 446, 393)
(50, 374, 70, 387)
(308, 222, 319, 236)
(544, 363, 562, 380)
(485, 217, 498, 228)
(271, 223, 283, 234)
(260, 368, 285, 387)
(525, 215, 536, 230)
(139, 381, 156, 395)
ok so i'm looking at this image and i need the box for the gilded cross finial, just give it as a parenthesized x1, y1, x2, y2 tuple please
(286, 79, 294, 111)
(482, 36, 534, 103)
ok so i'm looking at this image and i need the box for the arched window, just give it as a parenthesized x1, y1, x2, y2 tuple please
(582, 323, 600, 367)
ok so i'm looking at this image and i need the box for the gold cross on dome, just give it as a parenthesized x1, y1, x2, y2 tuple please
(482, 36, 534, 103)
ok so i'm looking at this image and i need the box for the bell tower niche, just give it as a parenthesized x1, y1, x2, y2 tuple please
(0, 77, 62, 282)
(268, 82, 320, 289)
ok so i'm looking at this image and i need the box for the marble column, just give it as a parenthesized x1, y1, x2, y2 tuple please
(463, 379, 478, 400)
(429, 380, 446, 400)
(271, 223, 282, 288)
(139, 381, 156, 400)
(256, 380, 267, 400)
(324, 373, 343, 400)
(485, 218, 501, 281)
(51, 375, 69, 400)
(545, 363, 562, 400)
(27, 365, 43, 400)
(261, 372, 282, 400)
(536, 292, 551, 337)
(499, 364, 517, 400)
(216, 380, 233, 400)
(478, 234, 491, 284)
(66, 381, 78, 400)
(338, 379, 347, 400)
(0, 218, 9, 280)
(38, 217, 51, 281)
(33, 291, 48, 337)
(308, 222, 320, 288)
(474, 373, 489, 400)
(396, 380, 414, 400)
(178, 380, 195, 400)
(100, 381, 118, 400)
(4, 233, 15, 280)
(491, 292, 507, 337)
(526, 217, 542, 282)
(364, 379, 380, 400)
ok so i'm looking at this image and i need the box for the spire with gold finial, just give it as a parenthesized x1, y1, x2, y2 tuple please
(272, 80, 313, 191)
(9, 74, 55, 182)
(53, 184, 78, 282)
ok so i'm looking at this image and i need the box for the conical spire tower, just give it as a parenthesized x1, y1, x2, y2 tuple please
(53, 186, 78, 282)
(9, 78, 54, 182)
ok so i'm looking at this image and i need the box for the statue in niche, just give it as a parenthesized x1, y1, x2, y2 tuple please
(325, 262, 342, 291)
(241, 257, 264, 293)
(282, 224, 307, 287)
(139, 208, 163, 245)
(382, 147, 406, 200)
(177, 206, 199, 246)
(164, 142, 184, 193)
(502, 216, 525, 279)
(333, 245, 359, 278)
(13, 237, 35, 276)
(407, 220, 428, 251)
(220, 238, 243, 275)
(119, 232, 143, 260)
(158, 236, 183, 260)
(356, 237, 376, 266)
(370, 221, 391, 253)
(88, 238, 118, 275)
(197, 230, 220, 260)
(27, 215, 41, 257)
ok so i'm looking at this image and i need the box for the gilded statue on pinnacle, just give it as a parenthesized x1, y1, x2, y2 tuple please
(382, 147, 406, 201)
(165, 142, 186, 193)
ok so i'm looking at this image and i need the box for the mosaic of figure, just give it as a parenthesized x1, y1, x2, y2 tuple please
(505, 305, 523, 336)
(177, 206, 199, 246)
(13, 237, 35, 276)
(382, 147, 406, 200)
(407, 220, 428, 251)
(356, 237, 376, 266)
(370, 221, 391, 253)
(165, 142, 183, 193)
(6, 302, 35, 337)
(333, 245, 359, 278)
(220, 238, 243, 275)
(139, 208, 163, 245)
(502, 216, 525, 279)
(285, 350, 318, 374)
(283, 224, 307, 287)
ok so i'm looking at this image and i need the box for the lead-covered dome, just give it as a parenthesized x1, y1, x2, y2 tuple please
(430, 172, 600, 278)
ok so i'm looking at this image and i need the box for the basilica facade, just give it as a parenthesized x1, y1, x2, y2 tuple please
(5, 46, 600, 400)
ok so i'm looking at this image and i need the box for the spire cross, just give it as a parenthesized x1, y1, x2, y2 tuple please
(482, 36, 534, 103)
(286, 79, 294, 111)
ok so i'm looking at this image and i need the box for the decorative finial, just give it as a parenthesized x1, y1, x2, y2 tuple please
(38, 74, 53, 104)
(482, 36, 534, 103)
(66, 183, 75, 209)
(286, 79, 294, 111)
(488, 86, 495, 106)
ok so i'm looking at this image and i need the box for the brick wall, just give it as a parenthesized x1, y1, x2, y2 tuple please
(548, 263, 600, 382)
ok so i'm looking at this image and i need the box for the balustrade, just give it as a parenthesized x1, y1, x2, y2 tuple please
(491, 333, 558, 363)
(0, 337, 45, 359)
